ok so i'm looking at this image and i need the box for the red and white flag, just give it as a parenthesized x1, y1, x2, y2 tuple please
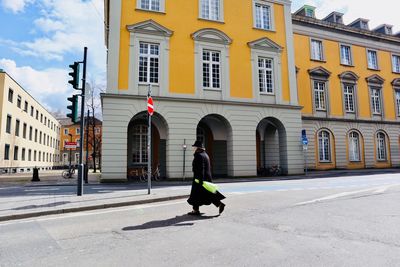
(147, 96, 154, 116)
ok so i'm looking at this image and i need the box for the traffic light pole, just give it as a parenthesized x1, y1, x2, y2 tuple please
(77, 47, 87, 196)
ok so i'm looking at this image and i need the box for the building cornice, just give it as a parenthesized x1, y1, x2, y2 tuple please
(302, 116, 400, 126)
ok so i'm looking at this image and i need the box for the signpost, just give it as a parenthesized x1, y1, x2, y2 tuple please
(65, 142, 77, 149)
(147, 85, 153, 195)
(302, 130, 308, 175)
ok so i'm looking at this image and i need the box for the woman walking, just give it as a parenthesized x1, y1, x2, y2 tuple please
(187, 141, 226, 215)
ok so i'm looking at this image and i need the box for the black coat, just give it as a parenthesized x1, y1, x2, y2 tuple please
(187, 149, 225, 207)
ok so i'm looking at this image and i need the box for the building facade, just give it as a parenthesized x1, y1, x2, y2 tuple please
(102, 0, 303, 181)
(293, 6, 400, 170)
(0, 71, 61, 173)
(59, 118, 102, 168)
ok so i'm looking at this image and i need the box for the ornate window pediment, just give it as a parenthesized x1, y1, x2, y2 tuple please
(366, 74, 385, 85)
(308, 66, 331, 78)
(339, 71, 359, 81)
(247, 37, 283, 53)
(391, 78, 400, 86)
(126, 19, 173, 37)
(191, 28, 232, 45)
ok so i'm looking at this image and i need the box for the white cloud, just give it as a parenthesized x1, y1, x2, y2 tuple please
(0, 59, 69, 108)
(34, 17, 65, 32)
(293, 0, 400, 31)
(1, 0, 34, 13)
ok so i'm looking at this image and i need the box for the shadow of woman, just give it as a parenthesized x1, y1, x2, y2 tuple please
(122, 214, 219, 231)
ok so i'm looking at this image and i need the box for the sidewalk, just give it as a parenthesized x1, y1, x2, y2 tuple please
(0, 168, 399, 222)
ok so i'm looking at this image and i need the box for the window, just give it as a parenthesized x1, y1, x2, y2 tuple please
(76, 128, 80, 135)
(8, 89, 14, 103)
(95, 128, 100, 134)
(34, 150, 37, 161)
(23, 123, 27, 139)
(132, 125, 148, 164)
(21, 148, 26, 161)
(14, 146, 19, 160)
(200, 0, 221, 21)
(40, 114, 43, 123)
(29, 126, 33, 140)
(75, 153, 80, 163)
(371, 87, 381, 114)
(38, 151, 41, 162)
(6, 115, 12, 134)
(15, 119, 20, 136)
(28, 149, 32, 161)
(258, 57, 274, 94)
(254, 3, 271, 30)
(202, 50, 221, 89)
(343, 84, 355, 112)
(395, 90, 400, 116)
(24, 101, 28, 112)
(392, 55, 400, 73)
(35, 129, 38, 142)
(376, 132, 387, 161)
(318, 130, 331, 162)
(314, 81, 326, 111)
(64, 129, 69, 135)
(305, 7, 315, 18)
(30, 106, 34, 116)
(39, 131, 42, 144)
(17, 95, 21, 108)
(4, 144, 10, 160)
(36, 110, 39, 120)
(139, 42, 159, 84)
(139, 0, 160, 11)
(349, 132, 361, 162)
(63, 153, 68, 163)
(367, 50, 378, 69)
(311, 39, 324, 61)
(77, 139, 80, 147)
(340, 45, 352, 65)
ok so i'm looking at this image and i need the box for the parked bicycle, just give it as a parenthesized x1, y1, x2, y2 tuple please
(62, 166, 76, 179)
(140, 165, 161, 182)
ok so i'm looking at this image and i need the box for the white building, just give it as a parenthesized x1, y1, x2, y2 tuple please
(0, 71, 61, 173)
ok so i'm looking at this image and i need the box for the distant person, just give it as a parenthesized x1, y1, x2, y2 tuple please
(187, 141, 226, 216)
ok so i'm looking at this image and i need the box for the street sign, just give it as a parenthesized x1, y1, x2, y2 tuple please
(65, 142, 77, 149)
(147, 96, 154, 116)
(302, 138, 308, 145)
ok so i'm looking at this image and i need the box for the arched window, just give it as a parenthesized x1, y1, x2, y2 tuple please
(318, 130, 331, 162)
(132, 125, 148, 164)
(376, 132, 387, 161)
(348, 131, 360, 162)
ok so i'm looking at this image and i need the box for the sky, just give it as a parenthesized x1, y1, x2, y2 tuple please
(0, 0, 399, 116)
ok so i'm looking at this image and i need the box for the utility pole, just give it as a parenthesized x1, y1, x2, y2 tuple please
(147, 85, 152, 195)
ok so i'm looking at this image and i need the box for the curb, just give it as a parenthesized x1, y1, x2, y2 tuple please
(0, 194, 189, 222)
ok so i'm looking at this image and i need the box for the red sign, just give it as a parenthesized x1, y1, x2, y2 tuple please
(65, 142, 77, 149)
(147, 96, 154, 116)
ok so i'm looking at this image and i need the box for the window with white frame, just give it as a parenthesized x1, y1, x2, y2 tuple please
(343, 84, 355, 112)
(318, 130, 331, 162)
(200, 0, 221, 21)
(367, 50, 378, 69)
(376, 132, 387, 161)
(371, 87, 381, 114)
(258, 57, 274, 94)
(340, 45, 352, 65)
(139, 42, 160, 84)
(139, 0, 160, 11)
(395, 90, 400, 116)
(254, 3, 271, 30)
(348, 131, 361, 162)
(64, 129, 68, 135)
(314, 81, 326, 111)
(392, 55, 400, 73)
(311, 39, 324, 61)
(132, 125, 148, 164)
(202, 50, 221, 89)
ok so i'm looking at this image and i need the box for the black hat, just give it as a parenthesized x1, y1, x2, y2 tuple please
(192, 140, 204, 149)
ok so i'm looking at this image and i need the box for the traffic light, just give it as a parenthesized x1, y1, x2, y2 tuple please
(67, 95, 79, 123)
(68, 62, 80, 89)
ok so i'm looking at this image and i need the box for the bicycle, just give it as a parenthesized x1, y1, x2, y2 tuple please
(62, 167, 76, 179)
(140, 165, 161, 182)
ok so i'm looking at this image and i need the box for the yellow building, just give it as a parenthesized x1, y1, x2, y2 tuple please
(102, 0, 303, 181)
(293, 6, 400, 170)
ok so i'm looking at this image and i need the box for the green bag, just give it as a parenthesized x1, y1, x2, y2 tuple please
(195, 179, 218, 194)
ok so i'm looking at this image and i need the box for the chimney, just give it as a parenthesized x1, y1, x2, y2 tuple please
(322, 12, 344, 24)
(294, 5, 316, 19)
(373, 24, 393, 35)
(348, 18, 370, 30)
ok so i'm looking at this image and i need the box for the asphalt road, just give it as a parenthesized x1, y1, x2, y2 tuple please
(1, 174, 400, 267)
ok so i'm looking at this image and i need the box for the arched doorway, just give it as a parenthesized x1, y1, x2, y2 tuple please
(256, 117, 287, 176)
(127, 112, 168, 179)
(196, 114, 233, 177)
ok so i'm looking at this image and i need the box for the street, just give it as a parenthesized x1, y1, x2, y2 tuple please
(1, 174, 400, 266)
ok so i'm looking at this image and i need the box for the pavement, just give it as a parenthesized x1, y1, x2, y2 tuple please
(0, 168, 399, 222)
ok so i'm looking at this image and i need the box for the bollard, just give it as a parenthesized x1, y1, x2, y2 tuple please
(31, 167, 40, 182)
